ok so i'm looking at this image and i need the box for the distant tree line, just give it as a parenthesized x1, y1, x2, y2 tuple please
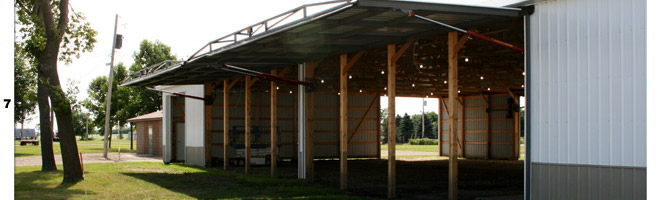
(380, 108, 439, 144)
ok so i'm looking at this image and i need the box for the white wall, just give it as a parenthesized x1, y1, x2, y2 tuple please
(529, 0, 646, 167)
(160, 85, 206, 147)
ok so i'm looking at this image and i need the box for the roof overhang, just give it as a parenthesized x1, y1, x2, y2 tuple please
(122, 0, 522, 87)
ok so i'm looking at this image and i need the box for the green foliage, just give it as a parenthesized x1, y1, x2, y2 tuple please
(380, 108, 388, 144)
(84, 63, 131, 131)
(125, 40, 177, 116)
(411, 112, 437, 139)
(408, 138, 438, 145)
(397, 113, 413, 143)
(14, 44, 37, 126)
(15, 0, 97, 64)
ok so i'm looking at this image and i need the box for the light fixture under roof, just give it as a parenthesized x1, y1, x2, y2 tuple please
(320, 79, 324, 83)
(349, 75, 352, 79)
(381, 70, 385, 75)
(487, 87, 491, 91)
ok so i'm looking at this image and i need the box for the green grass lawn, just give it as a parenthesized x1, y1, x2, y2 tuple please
(15, 162, 365, 199)
(379, 144, 438, 152)
(15, 136, 135, 157)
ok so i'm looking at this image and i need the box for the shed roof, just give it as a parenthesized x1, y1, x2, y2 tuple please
(121, 0, 522, 87)
(127, 110, 163, 122)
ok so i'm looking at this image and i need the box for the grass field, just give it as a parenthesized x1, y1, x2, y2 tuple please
(15, 135, 135, 157)
(15, 162, 365, 200)
(379, 144, 438, 152)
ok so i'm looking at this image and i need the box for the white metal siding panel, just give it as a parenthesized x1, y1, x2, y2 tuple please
(530, 0, 646, 167)
(160, 85, 205, 148)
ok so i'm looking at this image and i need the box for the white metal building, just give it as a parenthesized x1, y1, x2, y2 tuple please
(522, 0, 647, 199)
(121, 0, 647, 199)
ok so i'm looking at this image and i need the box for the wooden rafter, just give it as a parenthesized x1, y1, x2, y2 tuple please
(342, 51, 365, 74)
(507, 89, 519, 104)
(391, 40, 414, 63)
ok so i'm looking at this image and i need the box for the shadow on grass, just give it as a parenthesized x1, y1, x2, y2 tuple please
(122, 164, 363, 200)
(14, 153, 37, 157)
(14, 170, 92, 200)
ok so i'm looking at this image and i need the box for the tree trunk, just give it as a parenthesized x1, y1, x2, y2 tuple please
(40, 41, 83, 183)
(37, 71, 56, 171)
(20, 123, 24, 138)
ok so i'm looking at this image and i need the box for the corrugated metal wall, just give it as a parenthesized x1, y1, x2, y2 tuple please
(529, 0, 646, 168)
(440, 93, 518, 159)
(528, 0, 646, 198)
(209, 90, 379, 159)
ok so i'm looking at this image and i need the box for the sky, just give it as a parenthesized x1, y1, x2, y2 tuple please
(21, 0, 526, 129)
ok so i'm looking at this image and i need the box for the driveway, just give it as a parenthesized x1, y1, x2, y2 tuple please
(15, 153, 162, 167)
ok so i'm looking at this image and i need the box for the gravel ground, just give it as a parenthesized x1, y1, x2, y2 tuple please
(15, 153, 162, 167)
(379, 150, 438, 156)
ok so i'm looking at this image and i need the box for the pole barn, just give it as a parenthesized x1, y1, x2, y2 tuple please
(121, 0, 647, 199)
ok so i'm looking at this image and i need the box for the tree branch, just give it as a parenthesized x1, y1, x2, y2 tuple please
(37, 0, 56, 36)
(57, 0, 69, 38)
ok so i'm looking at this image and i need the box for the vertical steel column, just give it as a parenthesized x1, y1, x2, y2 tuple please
(524, 14, 532, 200)
(297, 63, 307, 179)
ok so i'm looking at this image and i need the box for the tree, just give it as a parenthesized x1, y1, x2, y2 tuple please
(394, 114, 402, 143)
(84, 63, 130, 146)
(412, 114, 422, 139)
(16, 0, 97, 182)
(14, 44, 37, 138)
(426, 112, 439, 139)
(380, 108, 388, 144)
(126, 40, 177, 116)
(398, 113, 413, 143)
(66, 80, 91, 140)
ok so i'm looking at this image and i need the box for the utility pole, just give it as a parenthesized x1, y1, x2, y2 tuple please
(103, 14, 119, 158)
(422, 98, 425, 138)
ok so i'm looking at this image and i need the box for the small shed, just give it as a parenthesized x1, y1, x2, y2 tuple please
(128, 111, 163, 156)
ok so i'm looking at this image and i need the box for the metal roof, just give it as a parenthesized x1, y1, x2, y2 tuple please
(122, 0, 522, 87)
(127, 110, 163, 122)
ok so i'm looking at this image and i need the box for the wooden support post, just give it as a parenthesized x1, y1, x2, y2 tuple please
(438, 98, 443, 156)
(339, 54, 349, 190)
(245, 76, 252, 174)
(376, 97, 381, 159)
(223, 80, 229, 170)
(205, 83, 214, 167)
(271, 69, 278, 176)
(486, 93, 491, 159)
(130, 123, 133, 150)
(387, 44, 397, 199)
(448, 31, 459, 200)
(461, 96, 465, 158)
(305, 62, 316, 182)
